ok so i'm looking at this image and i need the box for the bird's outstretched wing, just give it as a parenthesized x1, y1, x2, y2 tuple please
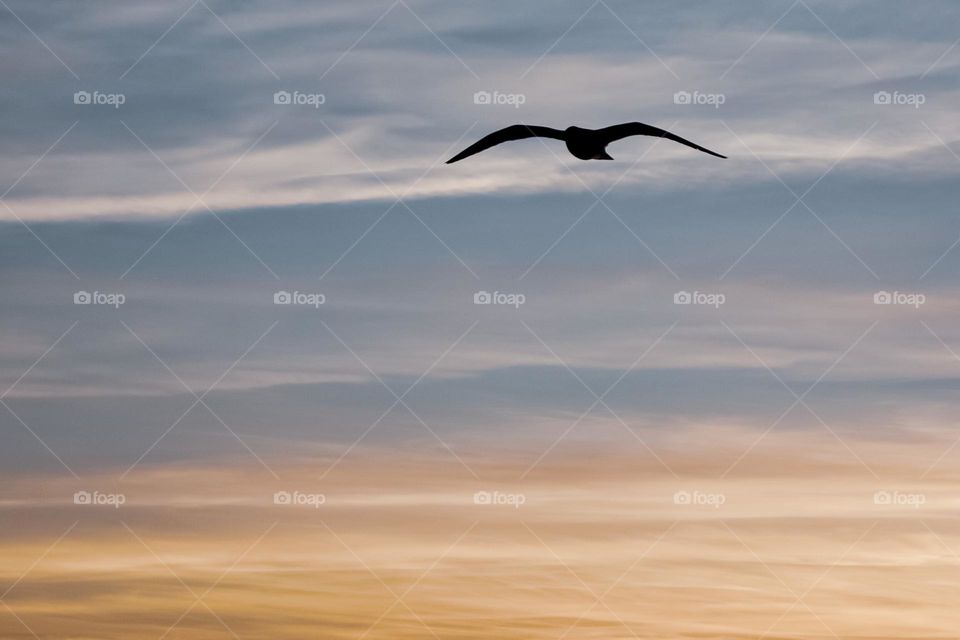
(446, 125, 566, 163)
(596, 122, 727, 159)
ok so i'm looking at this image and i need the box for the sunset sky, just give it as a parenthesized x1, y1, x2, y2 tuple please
(2, 1, 960, 637)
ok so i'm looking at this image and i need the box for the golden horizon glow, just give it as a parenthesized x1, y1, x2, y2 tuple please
(2, 430, 958, 639)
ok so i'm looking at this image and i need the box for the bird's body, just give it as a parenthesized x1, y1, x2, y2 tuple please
(564, 125, 614, 160)
(446, 122, 726, 164)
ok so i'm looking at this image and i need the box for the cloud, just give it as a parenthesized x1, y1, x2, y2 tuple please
(5, 3, 960, 637)
(3, 445, 960, 638)
(3, 0, 960, 221)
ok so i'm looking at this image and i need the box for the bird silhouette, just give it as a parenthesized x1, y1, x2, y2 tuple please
(446, 122, 726, 163)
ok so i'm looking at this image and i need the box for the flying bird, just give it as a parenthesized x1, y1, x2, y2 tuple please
(446, 122, 726, 164)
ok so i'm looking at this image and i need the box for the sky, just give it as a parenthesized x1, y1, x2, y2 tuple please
(2, 1, 960, 638)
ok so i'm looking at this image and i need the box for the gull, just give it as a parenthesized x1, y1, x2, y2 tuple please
(446, 122, 726, 163)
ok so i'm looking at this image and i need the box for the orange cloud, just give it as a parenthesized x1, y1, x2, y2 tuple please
(1, 432, 958, 639)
